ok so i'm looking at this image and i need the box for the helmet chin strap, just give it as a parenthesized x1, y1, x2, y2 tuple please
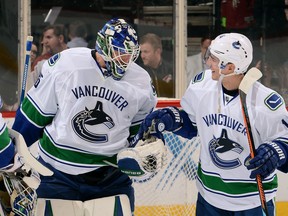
(218, 69, 237, 80)
(217, 69, 237, 113)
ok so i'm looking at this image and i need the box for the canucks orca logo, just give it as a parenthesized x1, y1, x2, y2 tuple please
(72, 101, 115, 143)
(209, 129, 243, 169)
(232, 41, 241, 49)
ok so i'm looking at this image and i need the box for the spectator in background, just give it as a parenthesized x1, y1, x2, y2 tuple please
(30, 42, 38, 67)
(140, 33, 174, 98)
(0, 95, 17, 112)
(28, 24, 68, 90)
(186, 36, 211, 86)
(67, 21, 88, 48)
(32, 24, 67, 73)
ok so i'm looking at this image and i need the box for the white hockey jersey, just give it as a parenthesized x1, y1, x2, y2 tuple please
(22, 48, 157, 175)
(181, 70, 288, 211)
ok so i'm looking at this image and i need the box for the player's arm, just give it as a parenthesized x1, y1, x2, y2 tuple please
(137, 106, 197, 141)
(0, 116, 15, 169)
(13, 59, 57, 146)
(12, 104, 45, 147)
(245, 104, 288, 178)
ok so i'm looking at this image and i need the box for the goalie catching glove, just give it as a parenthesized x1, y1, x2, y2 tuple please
(245, 141, 287, 179)
(117, 136, 167, 181)
(137, 107, 183, 140)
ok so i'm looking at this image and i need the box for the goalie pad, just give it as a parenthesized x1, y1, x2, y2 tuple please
(117, 137, 167, 181)
(35, 195, 131, 216)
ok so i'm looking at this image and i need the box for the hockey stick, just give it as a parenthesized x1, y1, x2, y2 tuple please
(16, 36, 54, 176)
(20, 36, 33, 103)
(239, 67, 269, 216)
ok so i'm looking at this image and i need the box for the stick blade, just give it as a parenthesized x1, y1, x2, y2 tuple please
(239, 67, 263, 94)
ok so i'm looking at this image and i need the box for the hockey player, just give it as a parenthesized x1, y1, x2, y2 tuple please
(12, 18, 157, 215)
(137, 33, 288, 215)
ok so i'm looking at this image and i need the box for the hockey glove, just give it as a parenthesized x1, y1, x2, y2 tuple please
(245, 141, 287, 179)
(138, 107, 183, 140)
(2, 153, 41, 189)
(117, 136, 167, 181)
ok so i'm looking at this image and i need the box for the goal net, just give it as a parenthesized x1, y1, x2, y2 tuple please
(133, 99, 200, 216)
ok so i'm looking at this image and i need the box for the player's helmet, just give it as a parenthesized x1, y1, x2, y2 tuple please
(96, 18, 140, 80)
(209, 33, 253, 74)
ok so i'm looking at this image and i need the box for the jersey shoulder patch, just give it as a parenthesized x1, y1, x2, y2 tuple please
(264, 92, 283, 111)
(192, 71, 205, 84)
(48, 53, 61, 66)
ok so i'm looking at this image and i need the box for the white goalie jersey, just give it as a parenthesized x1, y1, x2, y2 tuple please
(21, 48, 157, 175)
(181, 70, 288, 211)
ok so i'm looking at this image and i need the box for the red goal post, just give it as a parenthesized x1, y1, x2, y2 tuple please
(156, 98, 181, 108)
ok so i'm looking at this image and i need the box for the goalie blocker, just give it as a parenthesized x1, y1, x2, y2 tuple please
(117, 136, 167, 182)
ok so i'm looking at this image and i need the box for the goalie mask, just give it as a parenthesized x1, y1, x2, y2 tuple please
(2, 173, 37, 216)
(96, 18, 140, 80)
(206, 33, 253, 74)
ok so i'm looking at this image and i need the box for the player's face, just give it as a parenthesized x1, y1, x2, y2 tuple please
(111, 49, 133, 71)
(113, 50, 131, 63)
(206, 54, 221, 80)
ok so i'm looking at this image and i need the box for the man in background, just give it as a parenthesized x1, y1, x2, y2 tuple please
(27, 24, 67, 90)
(140, 33, 174, 98)
(186, 36, 211, 86)
(67, 21, 88, 48)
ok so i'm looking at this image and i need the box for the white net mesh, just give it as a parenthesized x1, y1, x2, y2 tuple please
(133, 132, 200, 216)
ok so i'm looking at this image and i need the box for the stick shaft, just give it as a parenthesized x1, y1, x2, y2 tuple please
(239, 92, 269, 216)
(20, 36, 33, 103)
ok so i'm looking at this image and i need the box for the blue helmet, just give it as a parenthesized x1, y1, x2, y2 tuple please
(96, 18, 140, 80)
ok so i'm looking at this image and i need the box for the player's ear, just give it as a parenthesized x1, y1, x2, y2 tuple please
(227, 63, 235, 73)
(58, 35, 64, 43)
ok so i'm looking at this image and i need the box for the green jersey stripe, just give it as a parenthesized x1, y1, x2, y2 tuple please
(197, 163, 278, 195)
(22, 97, 54, 127)
(0, 127, 10, 150)
(40, 132, 117, 165)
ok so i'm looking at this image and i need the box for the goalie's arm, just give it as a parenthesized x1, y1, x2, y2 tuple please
(12, 108, 44, 146)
